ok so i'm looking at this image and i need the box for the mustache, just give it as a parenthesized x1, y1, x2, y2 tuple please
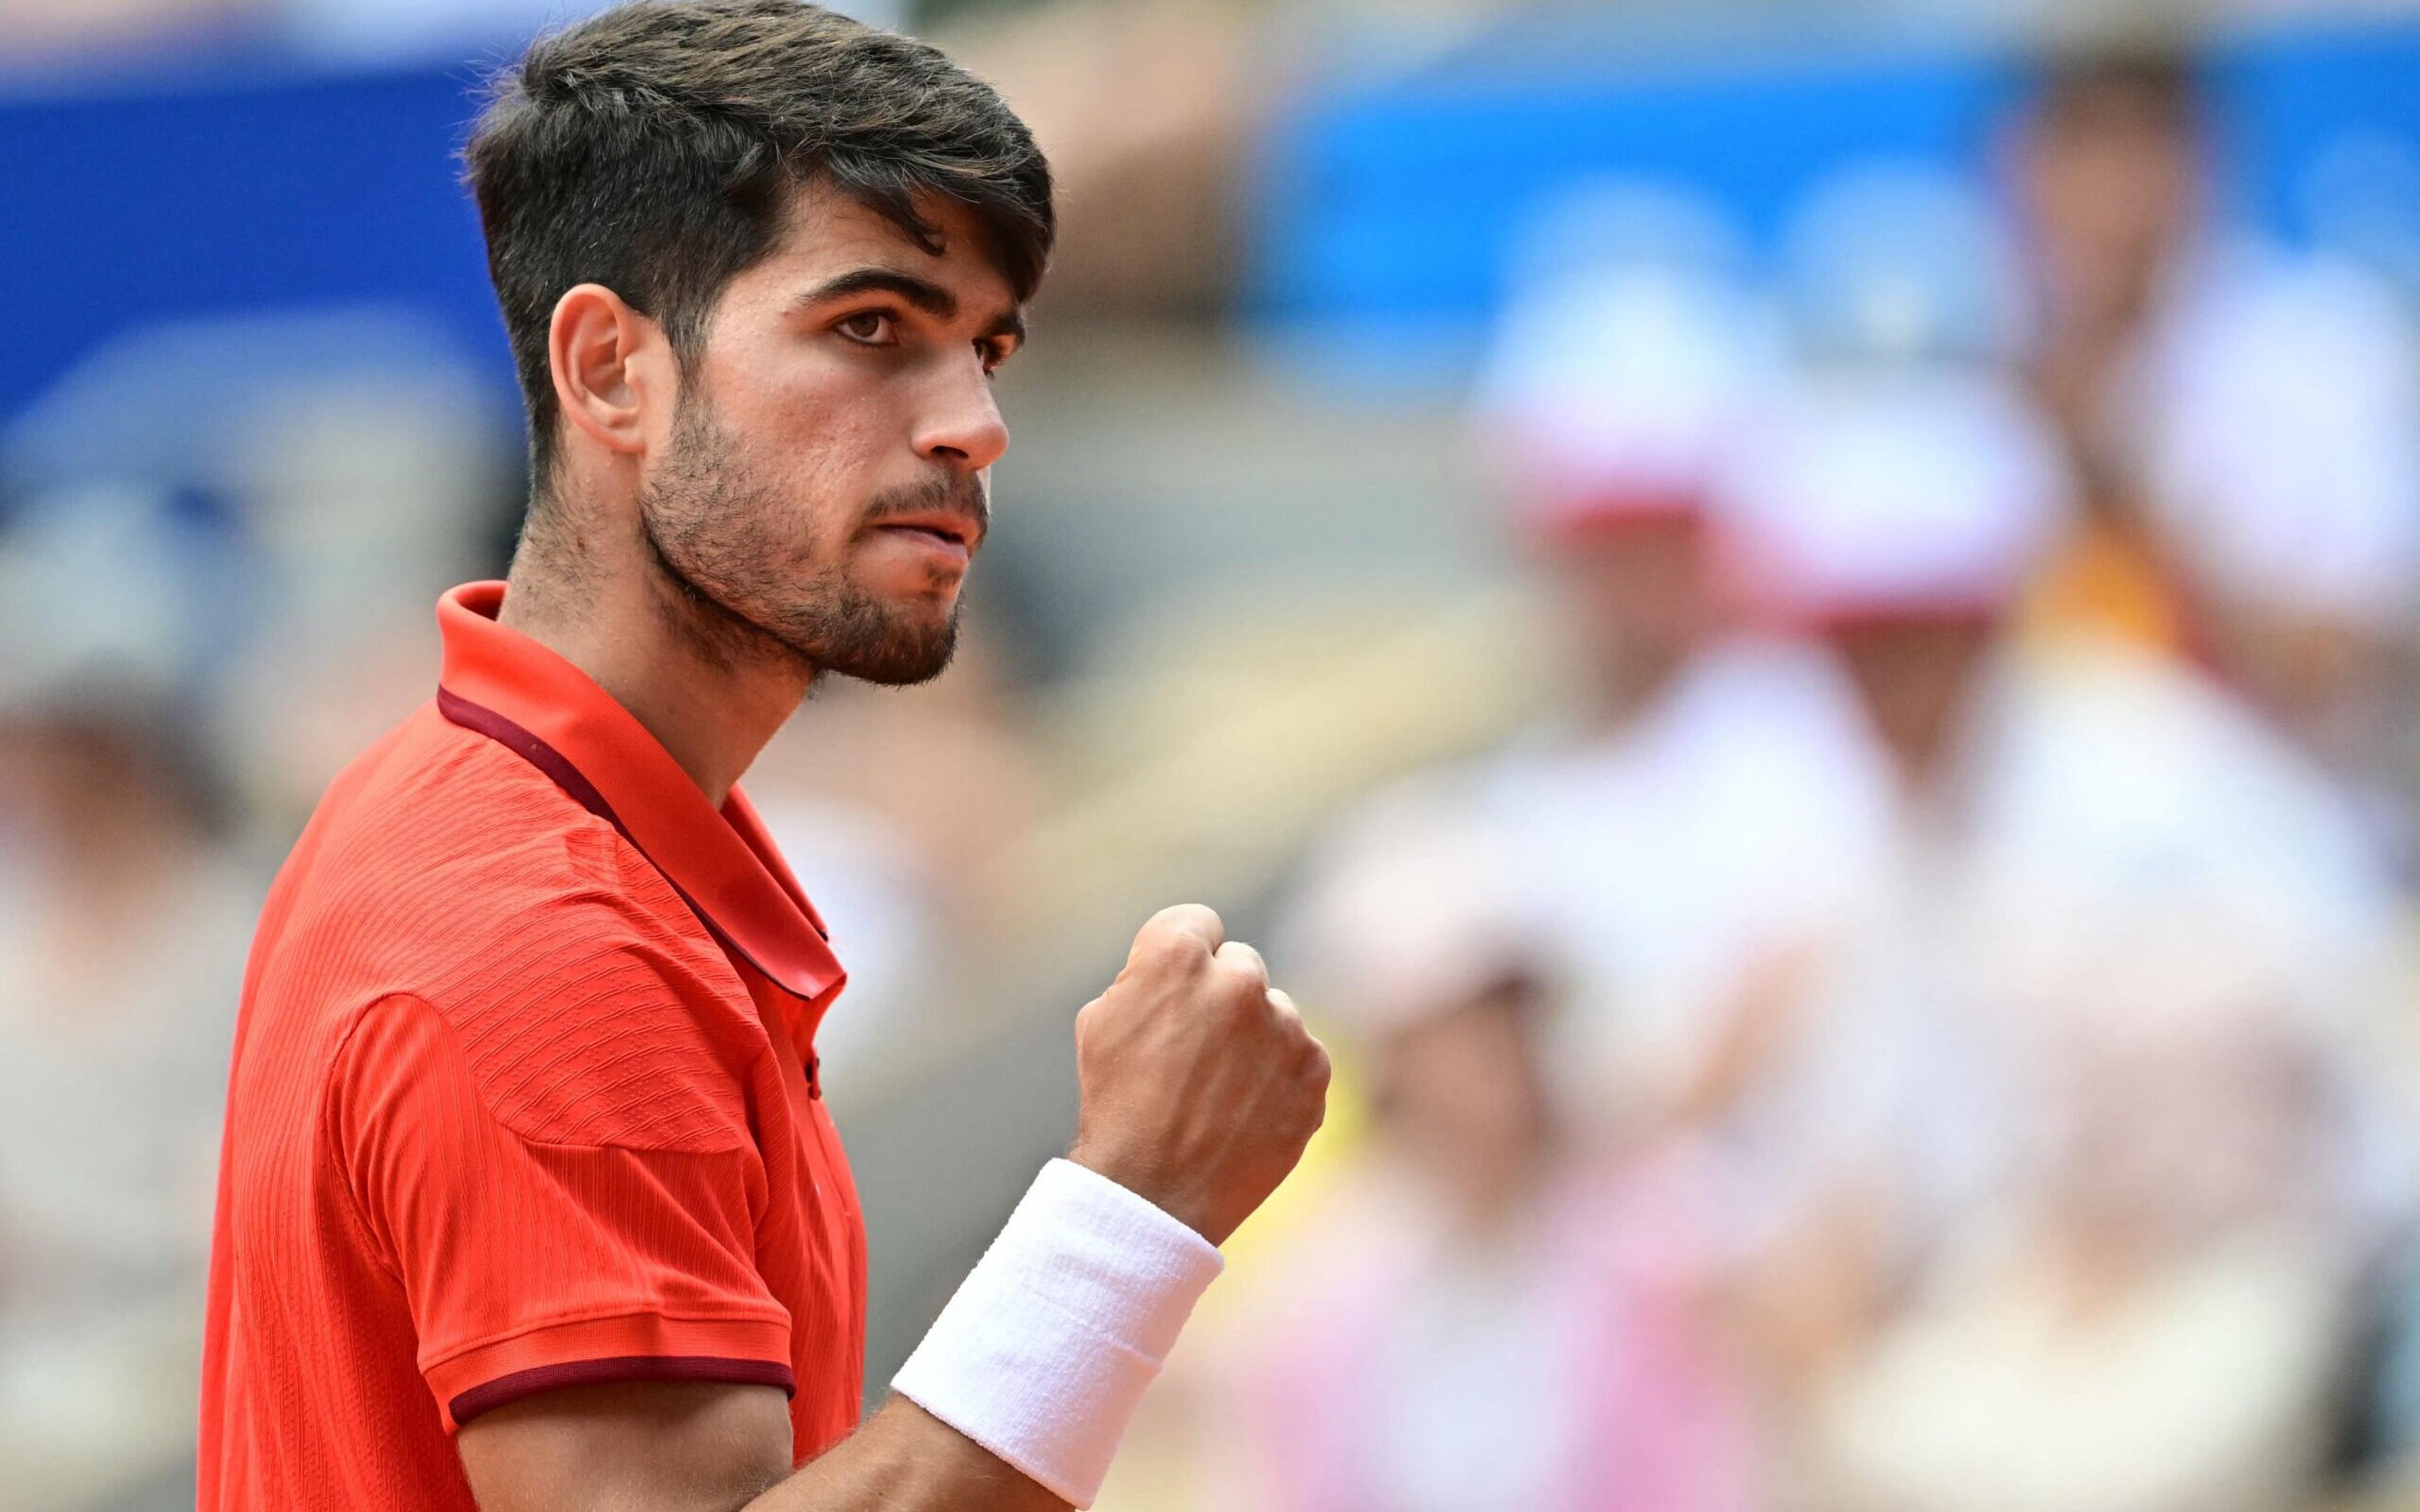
(861, 474, 991, 543)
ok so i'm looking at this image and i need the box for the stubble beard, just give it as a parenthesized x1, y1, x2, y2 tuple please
(637, 394, 971, 688)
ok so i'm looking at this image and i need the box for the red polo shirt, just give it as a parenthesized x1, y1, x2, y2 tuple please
(199, 582, 863, 1509)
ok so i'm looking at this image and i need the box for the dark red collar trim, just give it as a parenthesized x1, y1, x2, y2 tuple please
(438, 687, 618, 830)
(432, 582, 844, 1012)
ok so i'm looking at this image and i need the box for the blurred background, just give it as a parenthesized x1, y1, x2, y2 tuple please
(14, 0, 2420, 1508)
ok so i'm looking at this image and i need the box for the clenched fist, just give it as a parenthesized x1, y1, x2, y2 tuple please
(1068, 904, 1331, 1246)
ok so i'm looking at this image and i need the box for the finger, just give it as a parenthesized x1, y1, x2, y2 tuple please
(1131, 903, 1224, 964)
(1303, 1033, 1333, 1085)
(1273, 995, 1322, 1068)
(1265, 985, 1303, 1026)
(1214, 939, 1269, 991)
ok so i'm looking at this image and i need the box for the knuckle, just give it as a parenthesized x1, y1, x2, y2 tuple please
(1218, 975, 1265, 1021)
(1146, 902, 1223, 949)
(1299, 1078, 1328, 1120)
(1205, 953, 1256, 990)
(1138, 930, 1206, 976)
(1213, 940, 1270, 987)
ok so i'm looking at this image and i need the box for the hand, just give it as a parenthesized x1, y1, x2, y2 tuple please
(1067, 905, 1330, 1246)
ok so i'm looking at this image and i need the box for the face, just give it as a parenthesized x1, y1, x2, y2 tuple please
(1830, 616, 1996, 783)
(2015, 93, 2201, 319)
(638, 182, 1023, 686)
(1550, 513, 1713, 689)
(1371, 986, 1554, 1221)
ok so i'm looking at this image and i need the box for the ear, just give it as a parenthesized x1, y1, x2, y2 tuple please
(547, 283, 675, 461)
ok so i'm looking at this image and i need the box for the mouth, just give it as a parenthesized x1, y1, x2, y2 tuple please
(870, 517, 977, 565)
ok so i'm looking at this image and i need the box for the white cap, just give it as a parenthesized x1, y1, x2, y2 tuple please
(1281, 782, 1547, 1042)
(1470, 258, 1779, 537)
(2143, 258, 2420, 630)
(1719, 370, 2076, 624)
(0, 483, 197, 718)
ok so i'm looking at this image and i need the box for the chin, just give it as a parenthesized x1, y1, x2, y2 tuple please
(810, 599, 962, 687)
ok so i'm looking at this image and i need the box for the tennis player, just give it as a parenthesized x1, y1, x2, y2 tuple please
(196, 4, 1330, 1508)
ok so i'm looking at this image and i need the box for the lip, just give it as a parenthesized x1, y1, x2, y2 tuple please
(871, 521, 974, 566)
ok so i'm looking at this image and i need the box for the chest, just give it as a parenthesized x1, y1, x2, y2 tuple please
(738, 973, 868, 1457)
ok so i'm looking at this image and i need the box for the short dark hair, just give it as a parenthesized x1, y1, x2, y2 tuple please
(2029, 40, 2204, 140)
(465, 0, 1054, 496)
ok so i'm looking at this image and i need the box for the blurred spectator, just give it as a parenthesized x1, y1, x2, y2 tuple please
(5, 310, 520, 851)
(1216, 788, 1752, 1512)
(0, 491, 254, 1511)
(1463, 209, 1890, 1150)
(109, 314, 524, 842)
(2008, 42, 2420, 824)
(2135, 256, 2420, 856)
(1715, 370, 2413, 1507)
(1804, 900, 2358, 1512)
(2007, 42, 2213, 652)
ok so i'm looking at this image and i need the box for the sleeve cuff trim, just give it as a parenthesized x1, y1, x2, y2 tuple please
(449, 1354, 797, 1427)
(426, 1310, 794, 1430)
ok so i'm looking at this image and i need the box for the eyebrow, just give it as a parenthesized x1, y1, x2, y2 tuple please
(792, 266, 1026, 344)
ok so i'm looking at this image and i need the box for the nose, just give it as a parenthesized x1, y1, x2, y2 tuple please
(913, 358, 1010, 474)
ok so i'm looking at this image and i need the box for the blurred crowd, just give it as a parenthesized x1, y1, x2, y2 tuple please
(1105, 47, 2420, 1512)
(9, 8, 2420, 1512)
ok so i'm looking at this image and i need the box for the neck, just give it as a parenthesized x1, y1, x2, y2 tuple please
(501, 501, 813, 808)
(1447, 1140, 1554, 1239)
(1882, 711, 1950, 789)
(1585, 633, 1696, 736)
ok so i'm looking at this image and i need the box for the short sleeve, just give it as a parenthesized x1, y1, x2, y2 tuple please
(330, 991, 795, 1431)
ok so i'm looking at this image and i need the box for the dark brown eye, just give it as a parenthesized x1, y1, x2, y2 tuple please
(837, 311, 895, 345)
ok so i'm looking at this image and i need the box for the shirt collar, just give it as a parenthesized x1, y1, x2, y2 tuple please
(434, 581, 846, 1017)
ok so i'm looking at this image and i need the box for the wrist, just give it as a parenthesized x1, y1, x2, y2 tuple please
(1065, 1141, 1216, 1247)
(892, 1159, 1224, 1508)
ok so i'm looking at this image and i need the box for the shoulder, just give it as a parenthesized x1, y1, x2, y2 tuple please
(331, 876, 762, 1155)
(430, 862, 764, 1151)
(2014, 648, 2336, 814)
(2002, 648, 2392, 893)
(301, 718, 764, 1153)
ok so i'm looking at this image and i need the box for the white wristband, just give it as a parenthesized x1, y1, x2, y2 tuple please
(892, 1158, 1224, 1508)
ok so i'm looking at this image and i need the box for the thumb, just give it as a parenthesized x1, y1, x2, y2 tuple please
(1129, 903, 1224, 965)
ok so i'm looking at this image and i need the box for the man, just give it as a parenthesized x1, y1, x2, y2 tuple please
(2011, 40, 2420, 716)
(0, 490, 251, 1507)
(2005, 43, 2206, 655)
(1714, 369, 2410, 1410)
(197, 4, 1330, 1510)
(1462, 229, 1883, 1145)
(1807, 903, 2361, 1512)
(1237, 792, 1753, 1512)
